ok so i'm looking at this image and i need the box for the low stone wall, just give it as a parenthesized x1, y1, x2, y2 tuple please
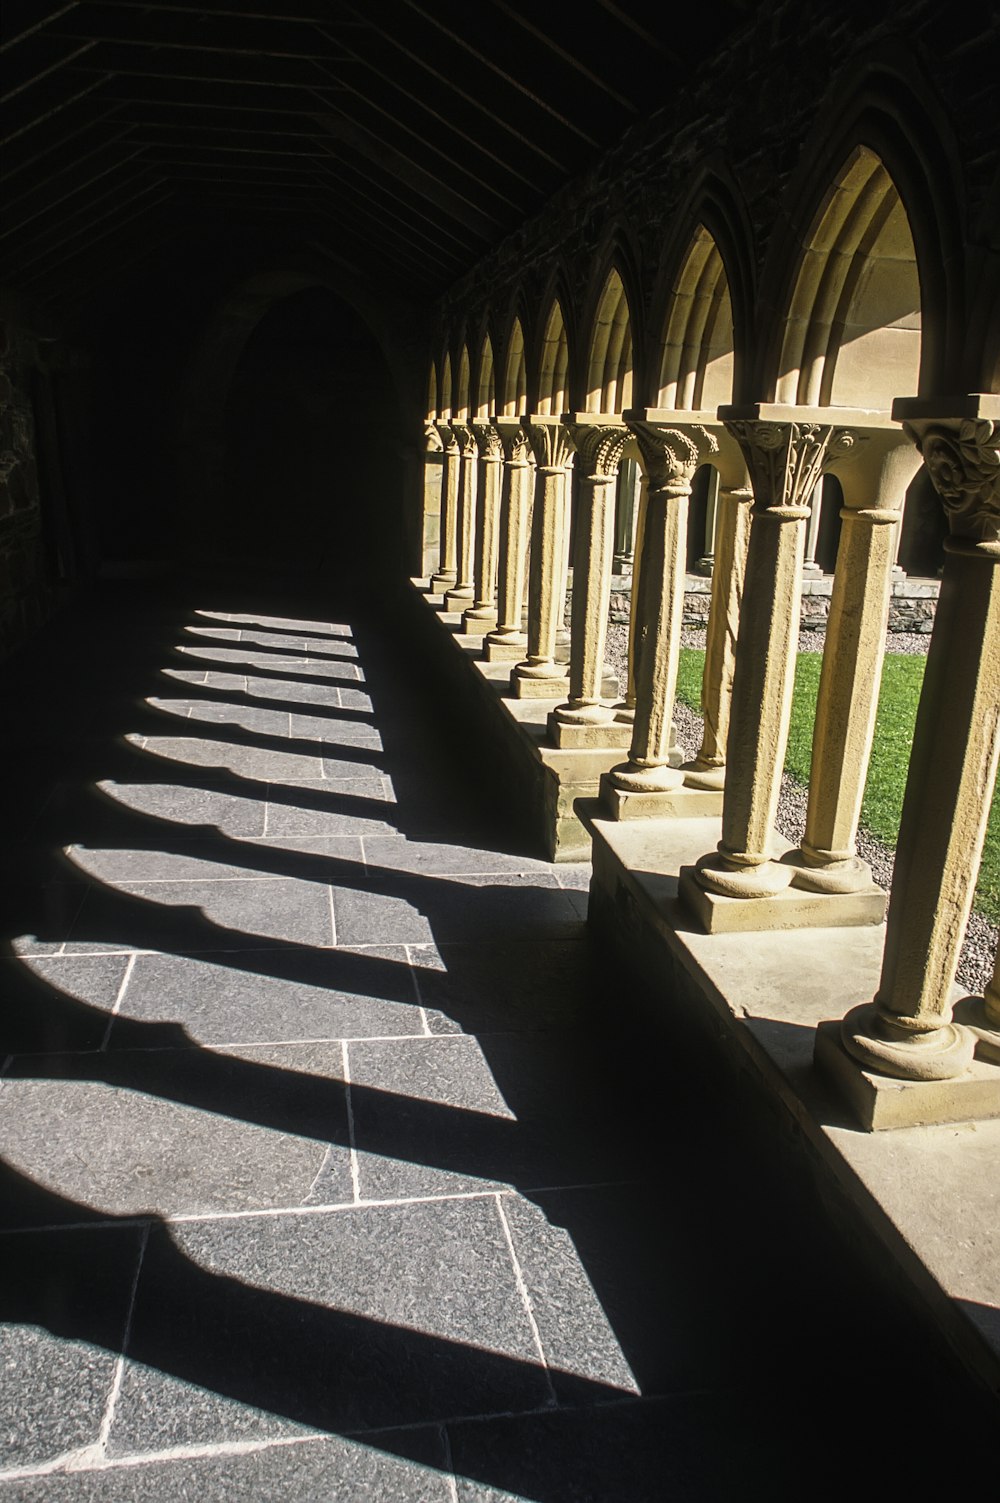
(603, 573, 940, 635)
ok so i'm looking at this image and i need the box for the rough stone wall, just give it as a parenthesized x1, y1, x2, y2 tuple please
(0, 313, 49, 661)
(602, 578, 939, 634)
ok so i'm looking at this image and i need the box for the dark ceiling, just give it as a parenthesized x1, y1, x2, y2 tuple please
(1, 0, 751, 312)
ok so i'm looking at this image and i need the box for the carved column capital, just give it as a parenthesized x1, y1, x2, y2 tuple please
(496, 420, 533, 466)
(423, 421, 444, 454)
(721, 410, 864, 516)
(566, 419, 628, 481)
(626, 417, 717, 494)
(471, 420, 503, 463)
(448, 419, 478, 459)
(436, 420, 459, 455)
(524, 417, 574, 472)
(899, 411, 1000, 547)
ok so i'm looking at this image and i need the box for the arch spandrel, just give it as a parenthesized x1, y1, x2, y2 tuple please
(657, 226, 735, 413)
(776, 146, 921, 410)
(585, 269, 634, 415)
(536, 300, 569, 416)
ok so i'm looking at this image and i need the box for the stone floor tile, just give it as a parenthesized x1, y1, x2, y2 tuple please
(66, 834, 365, 885)
(0, 1433, 450, 1503)
(289, 712, 381, 745)
(108, 945, 422, 1046)
(336, 684, 374, 712)
(0, 1044, 352, 1224)
(155, 701, 294, 738)
(1, 953, 133, 1054)
(1, 882, 89, 956)
(0, 1225, 145, 1473)
(362, 837, 552, 878)
(263, 779, 399, 838)
(320, 750, 386, 780)
(245, 672, 355, 704)
(92, 780, 268, 837)
(64, 875, 334, 953)
(331, 873, 584, 948)
(347, 1033, 621, 1199)
(137, 736, 325, 783)
(108, 1198, 551, 1450)
(409, 939, 594, 1035)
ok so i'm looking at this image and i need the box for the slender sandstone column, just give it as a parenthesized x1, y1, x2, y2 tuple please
(614, 458, 639, 572)
(683, 466, 753, 791)
(695, 466, 721, 575)
(803, 480, 824, 572)
(463, 421, 503, 633)
(614, 473, 648, 724)
(696, 411, 863, 898)
(444, 420, 477, 611)
(841, 399, 1000, 1081)
(419, 422, 444, 580)
(513, 417, 574, 687)
(485, 422, 534, 660)
(431, 421, 460, 592)
(553, 419, 627, 725)
(611, 419, 718, 793)
(792, 435, 921, 892)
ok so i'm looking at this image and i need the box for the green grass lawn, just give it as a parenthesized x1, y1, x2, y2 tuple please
(675, 648, 1000, 924)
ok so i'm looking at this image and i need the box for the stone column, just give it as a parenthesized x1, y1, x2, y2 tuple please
(614, 457, 639, 572)
(695, 409, 863, 899)
(694, 466, 721, 576)
(419, 422, 444, 581)
(840, 398, 1000, 1084)
(443, 420, 477, 612)
(792, 434, 921, 893)
(511, 416, 574, 696)
(551, 418, 627, 733)
(430, 422, 459, 593)
(614, 473, 648, 724)
(802, 479, 824, 572)
(463, 421, 503, 634)
(610, 418, 718, 793)
(683, 463, 754, 792)
(485, 421, 534, 661)
(956, 944, 1000, 1065)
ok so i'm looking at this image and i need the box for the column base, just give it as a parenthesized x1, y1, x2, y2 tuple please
(444, 587, 475, 612)
(485, 632, 528, 662)
(679, 862, 887, 934)
(510, 668, 571, 701)
(430, 571, 457, 594)
(814, 1021, 1000, 1129)
(600, 773, 723, 821)
(548, 717, 633, 751)
(682, 760, 725, 791)
(953, 997, 1000, 1064)
(461, 607, 497, 636)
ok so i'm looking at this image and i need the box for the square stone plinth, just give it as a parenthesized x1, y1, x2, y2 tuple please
(547, 716, 633, 751)
(510, 672, 571, 700)
(678, 869, 887, 934)
(485, 636, 528, 662)
(462, 612, 496, 636)
(815, 1022, 1000, 1130)
(601, 778, 724, 821)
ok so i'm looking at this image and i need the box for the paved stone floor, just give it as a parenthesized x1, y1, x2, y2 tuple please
(1, 583, 996, 1500)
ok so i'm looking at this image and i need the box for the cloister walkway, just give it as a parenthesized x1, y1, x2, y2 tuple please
(1, 579, 995, 1501)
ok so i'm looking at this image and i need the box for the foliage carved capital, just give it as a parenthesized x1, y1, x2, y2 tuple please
(568, 423, 628, 480)
(905, 418, 1000, 544)
(628, 420, 717, 495)
(724, 420, 863, 514)
(448, 420, 478, 458)
(436, 420, 460, 455)
(423, 421, 444, 454)
(472, 422, 503, 462)
(498, 424, 533, 465)
(525, 420, 574, 471)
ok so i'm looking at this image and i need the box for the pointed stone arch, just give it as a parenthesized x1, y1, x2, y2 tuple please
(536, 299, 569, 416)
(454, 345, 472, 421)
(501, 315, 528, 417)
(474, 333, 496, 419)
(775, 145, 921, 410)
(426, 361, 439, 422)
(657, 226, 735, 412)
(585, 267, 633, 414)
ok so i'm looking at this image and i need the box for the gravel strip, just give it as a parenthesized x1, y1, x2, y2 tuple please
(604, 621, 996, 994)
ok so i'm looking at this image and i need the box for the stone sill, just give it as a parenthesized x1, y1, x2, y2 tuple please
(587, 812, 1000, 1404)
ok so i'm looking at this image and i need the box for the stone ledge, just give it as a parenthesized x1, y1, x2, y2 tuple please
(586, 812, 1000, 1403)
(815, 1022, 1000, 1130)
